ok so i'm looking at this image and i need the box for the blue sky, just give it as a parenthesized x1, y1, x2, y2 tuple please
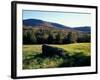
(23, 10, 91, 27)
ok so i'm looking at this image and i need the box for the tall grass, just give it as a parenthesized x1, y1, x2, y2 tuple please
(23, 43, 91, 69)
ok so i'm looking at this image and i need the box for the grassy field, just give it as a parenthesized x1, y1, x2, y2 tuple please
(51, 43, 90, 56)
(23, 43, 91, 69)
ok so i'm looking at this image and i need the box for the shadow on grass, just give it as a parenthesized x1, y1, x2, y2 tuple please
(58, 52, 91, 67)
(23, 51, 91, 69)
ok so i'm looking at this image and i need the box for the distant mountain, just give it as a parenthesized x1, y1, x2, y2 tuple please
(23, 19, 44, 26)
(23, 19, 91, 33)
(23, 19, 72, 29)
(73, 26, 91, 33)
(51, 23, 71, 29)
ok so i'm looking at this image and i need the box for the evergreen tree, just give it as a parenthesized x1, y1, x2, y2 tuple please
(64, 32, 77, 44)
(30, 32, 37, 44)
(23, 31, 28, 44)
(55, 32, 63, 44)
(77, 34, 90, 43)
(47, 33, 54, 44)
(23, 30, 37, 44)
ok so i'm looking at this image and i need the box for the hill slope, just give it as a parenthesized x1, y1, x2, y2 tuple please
(23, 19, 91, 33)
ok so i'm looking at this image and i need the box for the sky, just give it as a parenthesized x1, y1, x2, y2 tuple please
(23, 10, 91, 27)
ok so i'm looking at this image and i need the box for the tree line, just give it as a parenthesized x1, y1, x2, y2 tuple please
(23, 28, 90, 44)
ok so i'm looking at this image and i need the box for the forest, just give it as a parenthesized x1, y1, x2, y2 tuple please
(23, 27, 90, 44)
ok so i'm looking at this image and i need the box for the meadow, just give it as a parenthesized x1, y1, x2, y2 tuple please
(23, 43, 91, 69)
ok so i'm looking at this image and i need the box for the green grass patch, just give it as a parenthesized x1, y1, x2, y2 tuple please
(23, 43, 91, 69)
(51, 43, 90, 56)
